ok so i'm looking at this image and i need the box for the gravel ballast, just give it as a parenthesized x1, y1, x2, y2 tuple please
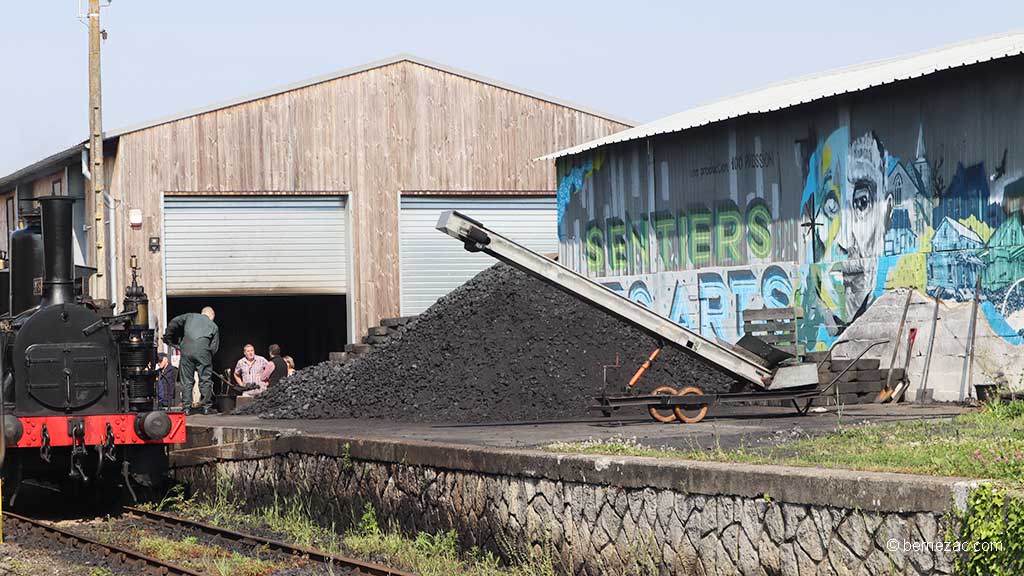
(244, 263, 734, 423)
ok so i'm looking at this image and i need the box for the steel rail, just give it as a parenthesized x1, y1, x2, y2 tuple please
(3, 510, 203, 575)
(124, 506, 416, 576)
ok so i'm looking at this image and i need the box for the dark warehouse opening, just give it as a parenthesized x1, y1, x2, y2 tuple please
(167, 295, 347, 378)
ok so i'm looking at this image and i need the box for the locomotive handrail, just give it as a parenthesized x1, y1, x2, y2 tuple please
(82, 309, 137, 336)
(9, 305, 39, 323)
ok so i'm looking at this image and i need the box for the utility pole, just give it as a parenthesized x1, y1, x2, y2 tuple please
(88, 0, 107, 297)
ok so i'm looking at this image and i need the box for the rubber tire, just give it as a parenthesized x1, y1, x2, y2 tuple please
(672, 386, 709, 424)
(648, 386, 679, 423)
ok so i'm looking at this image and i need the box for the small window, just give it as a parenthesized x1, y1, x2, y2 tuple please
(52, 179, 62, 196)
(892, 173, 903, 204)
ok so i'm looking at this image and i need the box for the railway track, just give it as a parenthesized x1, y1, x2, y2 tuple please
(3, 510, 203, 575)
(3, 507, 415, 576)
(123, 505, 415, 576)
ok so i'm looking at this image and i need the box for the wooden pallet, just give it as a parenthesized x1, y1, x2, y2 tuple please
(740, 308, 902, 407)
(742, 307, 805, 361)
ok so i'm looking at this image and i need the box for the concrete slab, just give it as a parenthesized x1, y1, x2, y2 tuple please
(186, 402, 967, 453)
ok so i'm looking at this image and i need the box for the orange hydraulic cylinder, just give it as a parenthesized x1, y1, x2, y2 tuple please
(628, 347, 663, 388)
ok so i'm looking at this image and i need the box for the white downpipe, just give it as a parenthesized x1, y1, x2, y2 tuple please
(105, 192, 117, 308)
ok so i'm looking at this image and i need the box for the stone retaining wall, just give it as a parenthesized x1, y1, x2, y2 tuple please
(173, 427, 973, 575)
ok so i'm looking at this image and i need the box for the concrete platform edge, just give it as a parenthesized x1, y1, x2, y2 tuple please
(174, 423, 971, 514)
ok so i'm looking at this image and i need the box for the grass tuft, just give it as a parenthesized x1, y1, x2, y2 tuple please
(545, 401, 1024, 485)
(167, 484, 559, 576)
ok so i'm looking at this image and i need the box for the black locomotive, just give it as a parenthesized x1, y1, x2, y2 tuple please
(0, 196, 184, 504)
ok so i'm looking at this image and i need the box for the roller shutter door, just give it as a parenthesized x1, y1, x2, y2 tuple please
(164, 195, 348, 295)
(399, 196, 556, 315)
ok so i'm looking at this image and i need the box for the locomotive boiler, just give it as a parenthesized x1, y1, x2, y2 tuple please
(0, 196, 185, 503)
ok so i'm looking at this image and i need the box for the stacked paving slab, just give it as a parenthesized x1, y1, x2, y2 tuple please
(804, 351, 906, 406)
(328, 316, 417, 363)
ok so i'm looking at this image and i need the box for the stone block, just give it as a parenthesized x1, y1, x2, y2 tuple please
(783, 503, 807, 541)
(794, 540, 819, 576)
(778, 542, 799, 576)
(736, 527, 759, 576)
(837, 512, 873, 559)
(758, 532, 781, 574)
(796, 516, 826, 562)
(740, 500, 764, 546)
(764, 504, 785, 544)
(873, 515, 909, 572)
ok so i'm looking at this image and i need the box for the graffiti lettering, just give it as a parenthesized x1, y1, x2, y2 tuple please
(601, 266, 796, 344)
(716, 201, 743, 265)
(607, 218, 627, 274)
(561, 120, 1024, 352)
(690, 153, 776, 178)
(746, 199, 772, 259)
(582, 198, 774, 276)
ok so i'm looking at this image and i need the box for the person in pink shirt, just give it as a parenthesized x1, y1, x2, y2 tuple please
(234, 343, 269, 397)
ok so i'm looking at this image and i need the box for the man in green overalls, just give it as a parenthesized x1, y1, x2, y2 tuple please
(163, 307, 220, 415)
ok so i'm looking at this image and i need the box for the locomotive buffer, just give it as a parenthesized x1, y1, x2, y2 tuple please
(435, 210, 820, 416)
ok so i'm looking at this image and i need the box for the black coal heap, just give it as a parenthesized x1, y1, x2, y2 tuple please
(244, 263, 733, 423)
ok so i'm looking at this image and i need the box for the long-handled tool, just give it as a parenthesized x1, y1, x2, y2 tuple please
(889, 327, 919, 403)
(876, 290, 914, 403)
(915, 298, 941, 403)
(960, 276, 982, 403)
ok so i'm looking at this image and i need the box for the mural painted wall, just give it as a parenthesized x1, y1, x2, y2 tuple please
(556, 58, 1024, 360)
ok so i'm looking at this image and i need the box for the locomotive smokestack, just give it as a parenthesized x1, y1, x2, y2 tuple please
(37, 196, 76, 307)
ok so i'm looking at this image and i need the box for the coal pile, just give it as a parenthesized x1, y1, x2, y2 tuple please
(244, 263, 734, 423)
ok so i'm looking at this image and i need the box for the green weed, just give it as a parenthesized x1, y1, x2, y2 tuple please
(546, 401, 1024, 485)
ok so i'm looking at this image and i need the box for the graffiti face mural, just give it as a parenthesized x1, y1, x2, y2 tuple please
(840, 132, 887, 319)
(557, 98, 1024, 353)
(844, 132, 887, 262)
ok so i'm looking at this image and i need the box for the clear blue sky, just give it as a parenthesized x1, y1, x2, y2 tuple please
(2, 1, 1022, 176)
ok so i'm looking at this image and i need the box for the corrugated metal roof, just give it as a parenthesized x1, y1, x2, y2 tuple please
(540, 30, 1024, 161)
(0, 142, 85, 192)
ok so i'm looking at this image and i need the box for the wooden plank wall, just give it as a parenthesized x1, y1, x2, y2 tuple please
(5, 169, 69, 262)
(30, 170, 65, 198)
(106, 60, 629, 338)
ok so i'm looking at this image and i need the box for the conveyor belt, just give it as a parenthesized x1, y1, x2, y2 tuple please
(436, 210, 818, 389)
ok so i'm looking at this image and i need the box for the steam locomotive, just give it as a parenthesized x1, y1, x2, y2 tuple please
(0, 196, 185, 504)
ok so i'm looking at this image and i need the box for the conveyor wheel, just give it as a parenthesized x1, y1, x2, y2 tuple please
(647, 386, 679, 423)
(673, 386, 709, 424)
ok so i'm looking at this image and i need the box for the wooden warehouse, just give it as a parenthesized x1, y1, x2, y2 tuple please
(0, 54, 630, 370)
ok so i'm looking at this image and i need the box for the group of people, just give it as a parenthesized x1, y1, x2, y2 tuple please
(156, 306, 295, 415)
(232, 343, 294, 397)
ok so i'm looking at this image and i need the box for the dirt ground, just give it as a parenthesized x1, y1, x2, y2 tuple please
(0, 541, 131, 576)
